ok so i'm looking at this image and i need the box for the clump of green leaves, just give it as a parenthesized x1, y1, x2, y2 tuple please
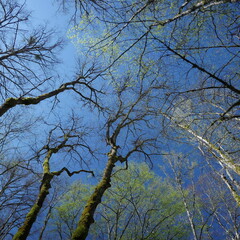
(50, 163, 190, 239)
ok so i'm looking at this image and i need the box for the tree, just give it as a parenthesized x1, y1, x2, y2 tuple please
(66, 0, 240, 193)
(0, 0, 60, 98)
(0, 0, 102, 117)
(70, 0, 240, 209)
(71, 74, 167, 239)
(12, 119, 94, 240)
(51, 163, 190, 240)
(162, 152, 240, 239)
(0, 1, 101, 239)
(163, 93, 240, 204)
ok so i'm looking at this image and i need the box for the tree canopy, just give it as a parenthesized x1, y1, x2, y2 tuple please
(51, 163, 190, 239)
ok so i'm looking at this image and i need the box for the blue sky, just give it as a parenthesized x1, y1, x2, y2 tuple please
(25, 0, 77, 76)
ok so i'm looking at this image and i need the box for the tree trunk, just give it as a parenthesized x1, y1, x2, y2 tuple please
(13, 174, 53, 240)
(71, 154, 116, 240)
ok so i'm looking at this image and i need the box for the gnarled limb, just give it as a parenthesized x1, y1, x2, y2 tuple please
(0, 78, 102, 117)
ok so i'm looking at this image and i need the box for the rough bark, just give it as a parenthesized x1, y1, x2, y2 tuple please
(13, 139, 67, 240)
(0, 78, 95, 117)
(71, 148, 118, 240)
(12, 173, 54, 240)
